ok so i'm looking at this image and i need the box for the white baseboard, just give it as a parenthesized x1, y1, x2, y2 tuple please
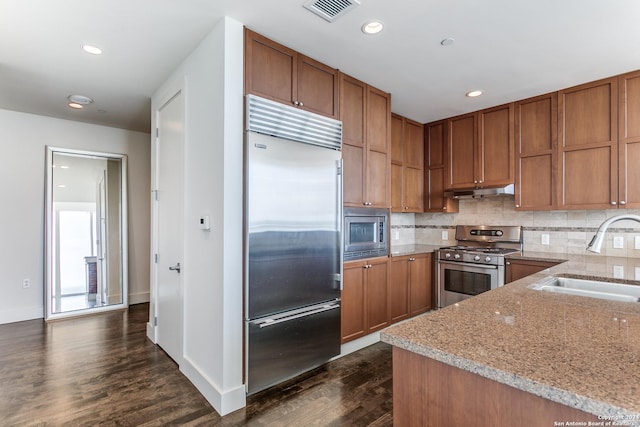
(336, 331, 381, 359)
(0, 306, 43, 325)
(129, 291, 150, 305)
(180, 356, 246, 416)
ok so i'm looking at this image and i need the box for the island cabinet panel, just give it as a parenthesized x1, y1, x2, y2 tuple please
(515, 93, 558, 210)
(341, 72, 391, 208)
(391, 114, 424, 212)
(392, 347, 600, 427)
(505, 258, 561, 283)
(244, 28, 338, 119)
(446, 104, 514, 190)
(425, 120, 458, 213)
(341, 258, 389, 344)
(558, 77, 618, 209)
(618, 70, 640, 208)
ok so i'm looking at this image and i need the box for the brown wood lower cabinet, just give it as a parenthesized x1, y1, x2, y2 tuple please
(389, 253, 433, 323)
(392, 347, 599, 427)
(505, 258, 561, 283)
(341, 257, 389, 343)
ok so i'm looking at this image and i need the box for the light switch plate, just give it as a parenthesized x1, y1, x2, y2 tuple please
(613, 236, 624, 249)
(442, 231, 448, 241)
(635, 236, 640, 250)
(613, 265, 624, 279)
(541, 234, 550, 245)
(635, 267, 640, 281)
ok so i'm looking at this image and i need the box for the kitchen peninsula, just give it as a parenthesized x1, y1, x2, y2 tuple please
(382, 253, 640, 427)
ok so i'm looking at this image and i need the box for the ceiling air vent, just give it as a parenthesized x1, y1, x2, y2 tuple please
(303, 0, 360, 23)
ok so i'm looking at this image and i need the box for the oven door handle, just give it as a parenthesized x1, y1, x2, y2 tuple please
(438, 260, 499, 270)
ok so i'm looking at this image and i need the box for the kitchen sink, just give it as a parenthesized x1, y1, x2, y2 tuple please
(528, 276, 640, 303)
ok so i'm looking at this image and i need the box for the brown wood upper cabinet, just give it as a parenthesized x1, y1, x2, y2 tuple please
(618, 70, 640, 209)
(391, 114, 424, 212)
(244, 28, 339, 119)
(425, 120, 459, 213)
(341, 73, 391, 208)
(514, 93, 558, 210)
(558, 78, 618, 209)
(446, 104, 515, 190)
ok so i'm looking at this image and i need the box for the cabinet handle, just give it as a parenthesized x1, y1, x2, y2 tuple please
(611, 201, 617, 205)
(515, 204, 520, 208)
(299, 101, 304, 107)
(474, 180, 478, 184)
(506, 261, 511, 265)
(621, 201, 627, 205)
(409, 257, 416, 261)
(293, 101, 299, 106)
(364, 264, 372, 269)
(363, 202, 372, 206)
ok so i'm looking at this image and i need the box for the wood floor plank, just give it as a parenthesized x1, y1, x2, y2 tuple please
(0, 303, 392, 426)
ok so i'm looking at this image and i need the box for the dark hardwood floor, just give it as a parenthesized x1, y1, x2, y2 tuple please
(0, 303, 392, 426)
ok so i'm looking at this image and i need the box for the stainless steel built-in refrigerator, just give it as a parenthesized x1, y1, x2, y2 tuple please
(244, 95, 342, 395)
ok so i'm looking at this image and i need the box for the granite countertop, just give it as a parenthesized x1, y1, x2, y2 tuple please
(389, 244, 440, 257)
(381, 253, 640, 424)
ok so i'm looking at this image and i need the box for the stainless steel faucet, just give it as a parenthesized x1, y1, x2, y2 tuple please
(586, 214, 640, 253)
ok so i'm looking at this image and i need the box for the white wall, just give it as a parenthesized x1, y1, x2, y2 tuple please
(0, 109, 151, 324)
(149, 16, 245, 415)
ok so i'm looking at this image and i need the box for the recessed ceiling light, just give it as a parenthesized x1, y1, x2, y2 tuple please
(466, 90, 483, 98)
(60, 165, 69, 169)
(68, 94, 93, 105)
(362, 20, 384, 35)
(441, 38, 455, 46)
(82, 44, 102, 55)
(57, 184, 66, 188)
(68, 102, 84, 109)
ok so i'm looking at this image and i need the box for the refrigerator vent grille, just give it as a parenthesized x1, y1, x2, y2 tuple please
(303, 0, 360, 23)
(246, 95, 342, 150)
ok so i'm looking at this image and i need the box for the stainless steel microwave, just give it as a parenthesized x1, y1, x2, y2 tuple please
(343, 207, 389, 260)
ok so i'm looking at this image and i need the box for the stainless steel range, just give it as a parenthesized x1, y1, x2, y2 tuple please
(437, 225, 523, 308)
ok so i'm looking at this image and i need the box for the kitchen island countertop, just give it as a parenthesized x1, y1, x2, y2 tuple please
(381, 253, 640, 423)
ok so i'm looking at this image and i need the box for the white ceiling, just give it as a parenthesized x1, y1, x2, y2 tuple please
(2, 0, 640, 134)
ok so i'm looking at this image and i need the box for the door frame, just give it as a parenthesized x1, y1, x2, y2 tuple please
(148, 79, 186, 353)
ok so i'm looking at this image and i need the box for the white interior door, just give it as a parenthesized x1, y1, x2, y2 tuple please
(155, 89, 184, 363)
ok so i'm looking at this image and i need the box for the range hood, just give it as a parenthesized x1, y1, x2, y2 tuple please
(444, 184, 515, 199)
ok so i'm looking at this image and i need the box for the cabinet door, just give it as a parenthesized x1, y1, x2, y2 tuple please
(515, 93, 558, 210)
(558, 78, 618, 209)
(366, 87, 391, 208)
(341, 261, 366, 343)
(391, 114, 404, 164)
(366, 259, 389, 333)
(389, 257, 410, 323)
(447, 113, 477, 189)
(409, 254, 432, 316)
(340, 74, 366, 207)
(391, 115, 404, 212)
(244, 29, 295, 105)
(391, 163, 404, 212)
(425, 121, 458, 213)
(478, 104, 514, 187)
(297, 55, 339, 119)
(505, 259, 560, 283)
(404, 120, 424, 212)
(618, 70, 640, 208)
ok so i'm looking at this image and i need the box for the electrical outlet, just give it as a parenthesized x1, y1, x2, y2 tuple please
(441, 230, 448, 241)
(393, 230, 400, 240)
(22, 279, 30, 289)
(635, 236, 640, 250)
(613, 236, 624, 249)
(613, 265, 624, 279)
(635, 267, 640, 281)
(541, 234, 550, 245)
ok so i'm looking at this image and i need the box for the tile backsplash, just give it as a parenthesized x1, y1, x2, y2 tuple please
(391, 198, 640, 257)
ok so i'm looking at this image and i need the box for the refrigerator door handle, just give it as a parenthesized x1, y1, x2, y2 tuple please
(254, 303, 340, 329)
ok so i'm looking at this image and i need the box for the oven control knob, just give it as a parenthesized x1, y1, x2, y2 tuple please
(485, 256, 492, 263)
(454, 254, 461, 260)
(473, 255, 480, 261)
(444, 253, 451, 259)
